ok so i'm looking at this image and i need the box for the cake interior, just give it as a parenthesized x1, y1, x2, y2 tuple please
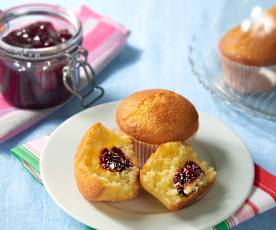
(76, 123, 139, 200)
(141, 142, 216, 210)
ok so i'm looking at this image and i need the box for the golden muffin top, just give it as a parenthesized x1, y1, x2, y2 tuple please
(219, 5, 276, 66)
(116, 89, 198, 145)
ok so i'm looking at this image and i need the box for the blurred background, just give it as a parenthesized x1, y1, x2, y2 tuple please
(0, 0, 275, 229)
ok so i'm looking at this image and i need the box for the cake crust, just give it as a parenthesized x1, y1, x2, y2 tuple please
(116, 89, 199, 145)
(74, 123, 140, 202)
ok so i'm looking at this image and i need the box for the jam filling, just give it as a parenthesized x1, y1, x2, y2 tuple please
(173, 161, 203, 196)
(0, 21, 73, 109)
(3, 21, 72, 48)
(100, 147, 133, 172)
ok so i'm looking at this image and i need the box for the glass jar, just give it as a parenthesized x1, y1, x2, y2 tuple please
(0, 4, 104, 109)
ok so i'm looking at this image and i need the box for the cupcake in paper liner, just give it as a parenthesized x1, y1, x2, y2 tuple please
(116, 89, 199, 168)
(219, 5, 276, 93)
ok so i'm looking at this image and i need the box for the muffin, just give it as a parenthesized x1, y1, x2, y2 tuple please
(219, 5, 276, 93)
(116, 89, 199, 167)
(140, 142, 217, 211)
(74, 122, 140, 202)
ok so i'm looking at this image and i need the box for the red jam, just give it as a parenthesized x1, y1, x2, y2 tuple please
(100, 147, 133, 172)
(173, 161, 203, 196)
(0, 21, 73, 109)
(3, 21, 72, 48)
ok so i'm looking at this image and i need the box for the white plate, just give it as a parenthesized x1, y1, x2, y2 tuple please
(41, 101, 254, 230)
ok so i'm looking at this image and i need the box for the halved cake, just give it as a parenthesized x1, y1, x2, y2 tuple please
(74, 122, 140, 201)
(140, 142, 217, 211)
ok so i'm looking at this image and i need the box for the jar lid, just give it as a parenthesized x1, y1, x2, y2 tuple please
(0, 4, 82, 61)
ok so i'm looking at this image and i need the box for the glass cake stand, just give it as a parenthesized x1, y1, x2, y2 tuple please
(189, 0, 276, 121)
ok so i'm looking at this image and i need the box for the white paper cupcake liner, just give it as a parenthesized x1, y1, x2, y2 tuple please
(133, 140, 159, 168)
(117, 127, 197, 168)
(220, 54, 276, 93)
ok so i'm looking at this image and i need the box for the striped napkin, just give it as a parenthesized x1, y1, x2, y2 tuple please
(0, 5, 129, 143)
(11, 136, 276, 230)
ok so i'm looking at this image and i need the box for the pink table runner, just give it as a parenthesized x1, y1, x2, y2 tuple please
(0, 5, 129, 143)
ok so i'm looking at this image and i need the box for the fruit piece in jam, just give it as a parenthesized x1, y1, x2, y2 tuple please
(2, 21, 72, 48)
(100, 147, 133, 172)
(173, 161, 204, 196)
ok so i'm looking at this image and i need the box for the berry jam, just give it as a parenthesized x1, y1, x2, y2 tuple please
(100, 147, 133, 172)
(173, 161, 203, 196)
(0, 21, 73, 109)
(3, 21, 72, 48)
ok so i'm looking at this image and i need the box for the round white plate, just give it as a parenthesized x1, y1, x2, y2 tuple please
(41, 101, 254, 230)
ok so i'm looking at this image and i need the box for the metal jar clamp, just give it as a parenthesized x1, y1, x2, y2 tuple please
(63, 47, 104, 108)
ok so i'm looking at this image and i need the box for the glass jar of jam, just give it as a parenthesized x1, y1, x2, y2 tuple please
(0, 4, 104, 109)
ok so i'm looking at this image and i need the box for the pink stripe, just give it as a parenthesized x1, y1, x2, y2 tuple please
(0, 96, 16, 110)
(244, 202, 255, 217)
(78, 5, 128, 35)
(242, 203, 253, 219)
(78, 5, 101, 23)
(83, 21, 116, 52)
(30, 136, 49, 151)
(234, 202, 254, 223)
(22, 160, 43, 184)
(88, 36, 126, 73)
(24, 136, 49, 158)
(226, 198, 259, 227)
(235, 206, 245, 221)
(0, 106, 16, 116)
(88, 31, 122, 58)
(0, 114, 45, 143)
(88, 31, 126, 61)
(246, 200, 259, 215)
(228, 216, 236, 228)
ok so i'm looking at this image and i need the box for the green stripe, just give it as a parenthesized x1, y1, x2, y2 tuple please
(11, 145, 40, 174)
(10, 145, 229, 230)
(86, 227, 96, 230)
(215, 221, 230, 230)
(12, 145, 94, 228)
